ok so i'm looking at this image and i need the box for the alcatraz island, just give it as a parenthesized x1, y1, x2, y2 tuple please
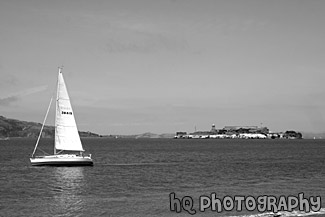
(174, 124, 303, 139)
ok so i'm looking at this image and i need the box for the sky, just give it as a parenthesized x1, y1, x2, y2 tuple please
(1, 0, 325, 135)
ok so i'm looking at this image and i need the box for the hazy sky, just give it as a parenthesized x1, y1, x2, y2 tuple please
(1, 0, 325, 134)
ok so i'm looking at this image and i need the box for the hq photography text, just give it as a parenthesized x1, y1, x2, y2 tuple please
(169, 192, 321, 215)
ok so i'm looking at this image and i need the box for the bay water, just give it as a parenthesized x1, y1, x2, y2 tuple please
(0, 138, 324, 217)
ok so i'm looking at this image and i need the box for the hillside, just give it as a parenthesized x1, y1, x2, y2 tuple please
(0, 116, 100, 138)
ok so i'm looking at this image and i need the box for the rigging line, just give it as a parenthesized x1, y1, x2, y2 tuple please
(56, 150, 64, 154)
(37, 148, 50, 156)
(31, 70, 57, 158)
(31, 97, 53, 157)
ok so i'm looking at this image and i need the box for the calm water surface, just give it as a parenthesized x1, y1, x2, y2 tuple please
(0, 138, 324, 217)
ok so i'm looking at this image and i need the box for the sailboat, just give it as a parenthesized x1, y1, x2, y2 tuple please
(30, 67, 93, 166)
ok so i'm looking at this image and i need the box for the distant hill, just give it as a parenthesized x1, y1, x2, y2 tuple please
(0, 116, 100, 138)
(133, 132, 173, 139)
(102, 132, 175, 139)
(0, 116, 175, 139)
(135, 132, 159, 139)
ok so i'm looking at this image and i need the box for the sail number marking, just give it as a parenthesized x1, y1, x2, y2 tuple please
(62, 111, 72, 115)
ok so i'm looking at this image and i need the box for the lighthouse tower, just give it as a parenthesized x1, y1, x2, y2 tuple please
(211, 124, 217, 133)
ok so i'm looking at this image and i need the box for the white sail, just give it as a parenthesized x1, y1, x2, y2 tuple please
(55, 70, 84, 152)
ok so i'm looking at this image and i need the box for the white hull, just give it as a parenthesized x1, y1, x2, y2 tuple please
(30, 154, 93, 166)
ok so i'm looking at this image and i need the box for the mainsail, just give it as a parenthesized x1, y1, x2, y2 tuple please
(55, 69, 84, 152)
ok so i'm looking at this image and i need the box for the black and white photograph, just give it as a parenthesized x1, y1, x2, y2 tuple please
(0, 0, 324, 216)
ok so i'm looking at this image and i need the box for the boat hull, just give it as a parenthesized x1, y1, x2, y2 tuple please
(30, 154, 93, 166)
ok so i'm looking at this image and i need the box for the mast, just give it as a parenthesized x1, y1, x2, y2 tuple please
(54, 67, 62, 155)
